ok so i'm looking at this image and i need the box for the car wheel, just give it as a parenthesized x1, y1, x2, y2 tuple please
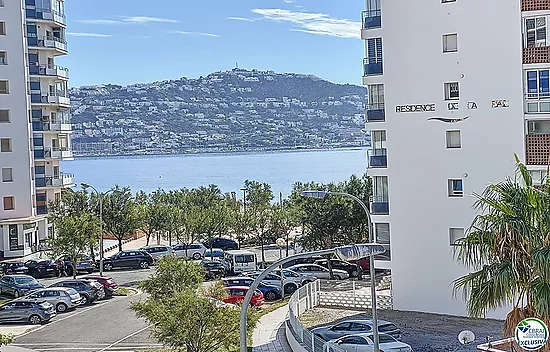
(104, 263, 113, 271)
(29, 315, 42, 325)
(81, 295, 90, 305)
(192, 252, 202, 260)
(285, 284, 298, 294)
(14, 290, 19, 298)
(139, 261, 149, 269)
(56, 303, 68, 313)
(265, 291, 277, 301)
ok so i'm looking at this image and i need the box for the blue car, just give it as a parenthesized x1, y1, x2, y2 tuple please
(222, 276, 282, 301)
(0, 275, 44, 298)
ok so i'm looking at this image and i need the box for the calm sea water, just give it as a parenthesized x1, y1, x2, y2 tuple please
(63, 148, 368, 197)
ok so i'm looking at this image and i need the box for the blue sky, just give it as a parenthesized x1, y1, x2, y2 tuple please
(59, 0, 365, 87)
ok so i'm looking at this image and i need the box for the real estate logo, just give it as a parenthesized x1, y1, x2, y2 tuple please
(515, 318, 548, 350)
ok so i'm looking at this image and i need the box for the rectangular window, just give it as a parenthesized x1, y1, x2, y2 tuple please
(448, 179, 464, 197)
(444, 82, 459, 100)
(3, 196, 14, 211)
(526, 17, 547, 48)
(443, 34, 458, 52)
(0, 110, 9, 123)
(375, 223, 391, 260)
(367, 38, 383, 64)
(446, 130, 461, 148)
(526, 70, 550, 99)
(0, 52, 6, 65)
(0, 22, 5, 36)
(0, 138, 11, 152)
(29, 81, 40, 91)
(0, 81, 8, 94)
(449, 228, 465, 245)
(1, 168, 12, 182)
(367, 84, 384, 110)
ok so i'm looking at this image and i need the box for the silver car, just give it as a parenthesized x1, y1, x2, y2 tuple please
(288, 264, 349, 280)
(18, 287, 82, 313)
(0, 300, 56, 324)
(139, 245, 173, 261)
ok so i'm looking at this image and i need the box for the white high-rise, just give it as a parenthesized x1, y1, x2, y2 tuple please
(0, 0, 73, 258)
(362, 0, 538, 318)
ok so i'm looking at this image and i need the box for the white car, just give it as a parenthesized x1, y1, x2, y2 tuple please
(173, 243, 207, 260)
(245, 271, 302, 294)
(288, 264, 349, 280)
(139, 245, 173, 261)
(325, 333, 413, 352)
(273, 268, 318, 286)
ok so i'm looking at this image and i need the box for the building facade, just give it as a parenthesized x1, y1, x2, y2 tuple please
(0, 0, 72, 258)
(363, 0, 528, 317)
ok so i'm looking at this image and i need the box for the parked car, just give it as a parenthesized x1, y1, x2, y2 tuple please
(0, 260, 29, 275)
(100, 250, 154, 271)
(18, 287, 82, 313)
(324, 333, 412, 352)
(314, 258, 363, 278)
(244, 271, 301, 294)
(0, 301, 56, 325)
(223, 250, 257, 274)
(223, 277, 281, 301)
(82, 275, 118, 298)
(139, 245, 173, 261)
(348, 258, 371, 272)
(56, 254, 96, 275)
(204, 248, 224, 261)
(25, 259, 61, 278)
(312, 319, 402, 341)
(281, 256, 320, 269)
(288, 264, 349, 280)
(273, 268, 318, 286)
(204, 237, 239, 251)
(50, 279, 105, 305)
(173, 243, 207, 260)
(223, 286, 264, 306)
(0, 275, 44, 298)
(202, 260, 226, 280)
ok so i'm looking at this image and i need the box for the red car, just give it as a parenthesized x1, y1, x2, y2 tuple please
(223, 286, 264, 307)
(82, 276, 118, 298)
(348, 258, 371, 272)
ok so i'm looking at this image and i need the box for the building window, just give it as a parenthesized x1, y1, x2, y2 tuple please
(3, 196, 14, 211)
(446, 130, 461, 148)
(0, 52, 6, 65)
(444, 82, 459, 100)
(0, 138, 11, 152)
(364, 38, 383, 75)
(367, 84, 385, 110)
(0, 81, 8, 94)
(375, 223, 391, 260)
(526, 17, 547, 48)
(443, 34, 458, 52)
(0, 110, 9, 123)
(1, 168, 12, 182)
(363, 0, 381, 29)
(449, 228, 465, 245)
(0, 22, 5, 36)
(527, 70, 550, 99)
(448, 179, 464, 197)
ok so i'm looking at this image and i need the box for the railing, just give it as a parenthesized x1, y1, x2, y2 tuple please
(29, 64, 69, 78)
(33, 147, 73, 160)
(30, 93, 70, 106)
(365, 103, 385, 122)
(523, 46, 550, 64)
(35, 173, 74, 188)
(370, 196, 389, 215)
(367, 148, 387, 168)
(25, 8, 66, 25)
(32, 119, 72, 132)
(363, 58, 383, 76)
(36, 205, 48, 215)
(526, 133, 550, 165)
(362, 9, 381, 29)
(28, 36, 68, 52)
(525, 93, 550, 114)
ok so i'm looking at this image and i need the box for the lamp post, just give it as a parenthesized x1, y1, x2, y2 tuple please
(238, 242, 386, 352)
(301, 190, 381, 352)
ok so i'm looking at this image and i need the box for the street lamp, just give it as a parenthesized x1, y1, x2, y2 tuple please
(238, 242, 386, 352)
(301, 190, 381, 352)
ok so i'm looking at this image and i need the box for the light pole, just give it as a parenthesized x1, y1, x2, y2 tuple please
(301, 190, 381, 352)
(238, 243, 385, 352)
(276, 237, 285, 299)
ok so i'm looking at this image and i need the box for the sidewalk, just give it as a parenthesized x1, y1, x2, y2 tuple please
(252, 305, 292, 352)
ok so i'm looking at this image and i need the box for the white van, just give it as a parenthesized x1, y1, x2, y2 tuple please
(223, 250, 257, 274)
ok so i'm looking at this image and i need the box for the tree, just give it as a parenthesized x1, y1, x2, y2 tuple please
(266, 202, 300, 256)
(102, 186, 139, 252)
(453, 156, 550, 342)
(243, 180, 274, 264)
(135, 190, 165, 246)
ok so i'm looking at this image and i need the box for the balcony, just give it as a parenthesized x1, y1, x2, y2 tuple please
(365, 103, 385, 122)
(368, 148, 387, 168)
(362, 10, 381, 30)
(33, 147, 73, 160)
(27, 36, 68, 54)
(525, 93, 550, 114)
(526, 133, 550, 165)
(363, 58, 383, 76)
(29, 65, 69, 80)
(370, 196, 389, 215)
(25, 8, 66, 26)
(523, 46, 550, 65)
(35, 173, 74, 188)
(36, 205, 48, 215)
(30, 93, 70, 107)
(32, 119, 71, 132)
(522, 0, 550, 12)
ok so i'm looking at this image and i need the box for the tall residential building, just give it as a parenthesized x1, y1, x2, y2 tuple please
(0, 0, 73, 258)
(362, 0, 529, 318)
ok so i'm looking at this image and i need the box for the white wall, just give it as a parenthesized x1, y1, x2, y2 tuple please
(365, 0, 525, 318)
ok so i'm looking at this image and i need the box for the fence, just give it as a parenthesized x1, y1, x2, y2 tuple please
(286, 277, 393, 352)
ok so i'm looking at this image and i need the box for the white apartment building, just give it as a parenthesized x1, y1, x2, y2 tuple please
(0, 0, 73, 258)
(362, 0, 537, 318)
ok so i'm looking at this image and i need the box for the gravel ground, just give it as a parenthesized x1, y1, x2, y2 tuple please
(300, 307, 505, 352)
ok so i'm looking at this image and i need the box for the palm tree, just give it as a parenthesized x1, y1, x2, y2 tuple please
(454, 154, 550, 344)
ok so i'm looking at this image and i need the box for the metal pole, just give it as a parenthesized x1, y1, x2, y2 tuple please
(279, 247, 284, 299)
(99, 193, 104, 277)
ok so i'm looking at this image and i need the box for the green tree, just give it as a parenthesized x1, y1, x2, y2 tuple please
(102, 186, 139, 252)
(135, 190, 165, 246)
(243, 180, 274, 264)
(453, 156, 550, 341)
(266, 202, 300, 256)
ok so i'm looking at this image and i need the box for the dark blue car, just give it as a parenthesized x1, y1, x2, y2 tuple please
(222, 276, 282, 301)
(0, 275, 44, 298)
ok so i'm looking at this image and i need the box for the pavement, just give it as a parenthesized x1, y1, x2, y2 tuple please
(252, 305, 292, 352)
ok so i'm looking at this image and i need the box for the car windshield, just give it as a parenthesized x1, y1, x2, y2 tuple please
(66, 288, 78, 295)
(378, 335, 397, 343)
(379, 324, 398, 332)
(14, 277, 36, 284)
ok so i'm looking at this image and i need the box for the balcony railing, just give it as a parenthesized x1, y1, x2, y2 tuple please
(25, 8, 66, 25)
(28, 36, 68, 52)
(368, 148, 387, 168)
(363, 58, 383, 76)
(36, 205, 48, 215)
(523, 46, 550, 64)
(29, 64, 69, 79)
(522, 0, 550, 12)
(362, 10, 381, 29)
(525, 93, 550, 114)
(32, 119, 71, 132)
(370, 196, 389, 215)
(365, 103, 385, 122)
(33, 147, 73, 160)
(30, 93, 70, 106)
(526, 133, 550, 165)
(35, 173, 74, 188)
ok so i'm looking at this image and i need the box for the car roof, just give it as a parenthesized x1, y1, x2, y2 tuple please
(226, 286, 250, 290)
(224, 250, 254, 255)
(223, 276, 253, 280)
(82, 275, 111, 279)
(336, 319, 393, 325)
(8, 275, 34, 279)
(38, 287, 72, 291)
(340, 332, 393, 339)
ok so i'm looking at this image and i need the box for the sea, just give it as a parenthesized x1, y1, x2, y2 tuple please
(63, 148, 369, 198)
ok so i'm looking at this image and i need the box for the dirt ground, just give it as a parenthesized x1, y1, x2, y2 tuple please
(300, 307, 505, 352)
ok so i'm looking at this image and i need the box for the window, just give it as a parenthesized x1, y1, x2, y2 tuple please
(0, 22, 5, 36)
(526, 17, 546, 48)
(0, 138, 11, 152)
(0, 52, 6, 65)
(375, 223, 391, 260)
(3, 196, 14, 211)
(2, 168, 12, 182)
(446, 130, 461, 148)
(367, 84, 384, 110)
(527, 70, 550, 99)
(444, 82, 459, 100)
(443, 34, 458, 52)
(0, 110, 9, 123)
(448, 179, 464, 197)
(0, 81, 8, 94)
(449, 228, 465, 245)
(365, 38, 383, 75)
(29, 81, 40, 91)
